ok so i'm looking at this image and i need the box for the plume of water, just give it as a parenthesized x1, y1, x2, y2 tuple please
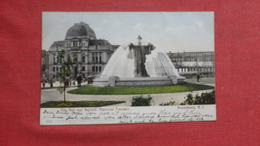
(100, 45, 135, 78)
(100, 44, 179, 78)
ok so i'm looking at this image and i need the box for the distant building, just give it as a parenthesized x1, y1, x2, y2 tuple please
(45, 22, 118, 81)
(167, 51, 215, 78)
(41, 50, 49, 81)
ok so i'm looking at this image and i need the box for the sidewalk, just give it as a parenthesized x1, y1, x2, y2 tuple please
(41, 83, 215, 107)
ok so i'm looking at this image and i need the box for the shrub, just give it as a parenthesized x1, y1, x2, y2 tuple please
(159, 90, 215, 106)
(181, 90, 215, 105)
(131, 95, 152, 106)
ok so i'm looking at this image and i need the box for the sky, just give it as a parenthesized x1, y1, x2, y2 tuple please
(42, 12, 214, 53)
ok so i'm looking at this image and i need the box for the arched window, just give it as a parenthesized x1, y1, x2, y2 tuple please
(92, 53, 95, 61)
(99, 53, 102, 62)
(73, 41, 78, 47)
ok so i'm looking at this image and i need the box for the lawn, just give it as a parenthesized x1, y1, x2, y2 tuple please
(67, 83, 214, 95)
(41, 101, 125, 108)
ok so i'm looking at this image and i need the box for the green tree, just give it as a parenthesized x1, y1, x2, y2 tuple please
(56, 49, 77, 102)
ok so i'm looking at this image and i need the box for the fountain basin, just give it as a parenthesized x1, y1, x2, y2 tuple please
(93, 76, 186, 87)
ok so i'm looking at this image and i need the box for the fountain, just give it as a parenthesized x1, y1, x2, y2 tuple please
(93, 36, 186, 87)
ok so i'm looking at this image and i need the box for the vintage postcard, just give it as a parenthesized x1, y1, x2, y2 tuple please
(40, 12, 215, 125)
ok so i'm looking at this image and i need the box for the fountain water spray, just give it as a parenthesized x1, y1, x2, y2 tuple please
(93, 36, 186, 87)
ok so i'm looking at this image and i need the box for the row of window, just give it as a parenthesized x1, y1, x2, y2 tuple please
(52, 53, 104, 63)
(52, 65, 102, 72)
(65, 41, 89, 48)
(177, 67, 214, 72)
(92, 66, 102, 72)
(184, 53, 214, 57)
(81, 66, 101, 72)
(92, 52, 102, 62)
(172, 58, 214, 62)
(52, 66, 62, 72)
(64, 42, 109, 49)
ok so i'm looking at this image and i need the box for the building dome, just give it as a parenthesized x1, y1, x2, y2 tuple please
(65, 22, 96, 40)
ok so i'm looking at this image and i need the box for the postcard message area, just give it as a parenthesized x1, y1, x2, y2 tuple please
(40, 105, 216, 125)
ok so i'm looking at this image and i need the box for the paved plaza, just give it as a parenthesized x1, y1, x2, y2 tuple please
(41, 82, 215, 107)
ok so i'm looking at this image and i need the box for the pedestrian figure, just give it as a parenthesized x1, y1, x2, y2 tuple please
(88, 78, 93, 85)
(76, 74, 83, 87)
(42, 75, 47, 88)
(49, 79, 53, 88)
(197, 74, 200, 83)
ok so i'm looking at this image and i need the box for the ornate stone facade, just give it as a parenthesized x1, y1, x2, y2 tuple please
(46, 22, 118, 81)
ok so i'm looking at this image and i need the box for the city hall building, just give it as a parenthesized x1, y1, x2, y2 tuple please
(167, 51, 215, 78)
(44, 22, 118, 81)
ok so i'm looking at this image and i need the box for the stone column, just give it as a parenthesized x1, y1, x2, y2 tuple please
(49, 54, 53, 64)
(104, 52, 107, 63)
(78, 64, 81, 73)
(77, 54, 81, 62)
(99, 52, 103, 62)
(97, 52, 100, 62)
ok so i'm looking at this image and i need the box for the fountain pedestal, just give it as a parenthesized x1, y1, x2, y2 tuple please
(93, 76, 186, 87)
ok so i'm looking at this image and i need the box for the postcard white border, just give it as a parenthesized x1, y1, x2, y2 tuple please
(40, 105, 216, 125)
